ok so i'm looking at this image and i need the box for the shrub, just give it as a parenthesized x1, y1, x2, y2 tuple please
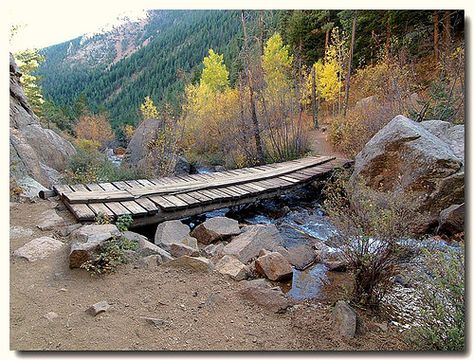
(323, 168, 419, 309)
(64, 140, 139, 184)
(116, 214, 133, 232)
(80, 236, 138, 275)
(95, 211, 111, 225)
(408, 247, 465, 351)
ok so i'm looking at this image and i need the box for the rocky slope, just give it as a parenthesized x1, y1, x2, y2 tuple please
(10, 54, 76, 189)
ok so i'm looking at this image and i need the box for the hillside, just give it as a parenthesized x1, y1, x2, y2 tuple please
(38, 10, 252, 128)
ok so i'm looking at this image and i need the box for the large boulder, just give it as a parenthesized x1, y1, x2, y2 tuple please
(332, 301, 359, 338)
(350, 115, 464, 233)
(122, 119, 190, 176)
(223, 224, 283, 263)
(10, 54, 76, 188)
(69, 224, 121, 268)
(122, 231, 173, 261)
(153, 220, 198, 252)
(190, 216, 241, 245)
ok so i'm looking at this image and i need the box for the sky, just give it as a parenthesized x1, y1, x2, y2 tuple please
(8, 1, 156, 52)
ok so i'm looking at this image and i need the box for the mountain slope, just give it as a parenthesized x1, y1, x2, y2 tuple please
(38, 10, 245, 129)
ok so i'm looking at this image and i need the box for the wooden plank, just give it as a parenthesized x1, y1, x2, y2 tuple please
(279, 175, 300, 183)
(237, 183, 261, 194)
(85, 183, 103, 192)
(64, 190, 131, 204)
(89, 203, 115, 218)
(53, 184, 74, 195)
(175, 193, 200, 205)
(162, 195, 188, 207)
(65, 203, 96, 221)
(187, 191, 213, 202)
(244, 182, 267, 192)
(121, 201, 148, 216)
(135, 197, 159, 213)
(105, 202, 131, 216)
(149, 195, 177, 209)
(70, 184, 89, 192)
(208, 188, 232, 199)
(126, 180, 145, 188)
(199, 189, 221, 200)
(137, 179, 156, 187)
(112, 181, 132, 190)
(99, 182, 120, 192)
(217, 187, 242, 198)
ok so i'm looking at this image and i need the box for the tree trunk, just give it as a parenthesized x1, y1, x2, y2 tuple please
(311, 66, 318, 128)
(241, 10, 265, 165)
(434, 11, 440, 63)
(385, 13, 391, 58)
(443, 11, 451, 54)
(324, 29, 330, 57)
(343, 16, 356, 117)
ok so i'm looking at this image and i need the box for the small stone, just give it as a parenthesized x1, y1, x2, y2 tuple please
(143, 317, 171, 327)
(169, 242, 199, 258)
(43, 312, 59, 321)
(13, 236, 64, 262)
(59, 288, 68, 292)
(332, 301, 358, 338)
(37, 209, 66, 230)
(164, 256, 214, 272)
(10, 226, 34, 239)
(85, 301, 111, 316)
(202, 243, 225, 259)
(255, 251, 293, 281)
(138, 255, 161, 268)
(215, 255, 249, 281)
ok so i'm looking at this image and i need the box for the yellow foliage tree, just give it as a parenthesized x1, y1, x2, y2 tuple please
(140, 96, 159, 120)
(262, 33, 293, 96)
(75, 113, 114, 148)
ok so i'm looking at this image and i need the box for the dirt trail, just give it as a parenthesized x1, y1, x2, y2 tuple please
(10, 199, 406, 351)
(307, 127, 347, 159)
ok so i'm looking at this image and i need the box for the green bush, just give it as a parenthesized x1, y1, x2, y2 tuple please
(116, 214, 133, 232)
(408, 247, 465, 351)
(80, 236, 139, 275)
(64, 147, 139, 185)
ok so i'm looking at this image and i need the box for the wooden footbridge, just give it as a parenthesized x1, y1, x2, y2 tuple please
(53, 155, 350, 227)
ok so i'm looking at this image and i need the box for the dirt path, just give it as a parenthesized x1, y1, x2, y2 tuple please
(307, 127, 347, 159)
(10, 199, 406, 351)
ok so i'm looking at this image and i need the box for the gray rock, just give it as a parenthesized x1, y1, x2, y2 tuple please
(243, 278, 273, 289)
(164, 256, 214, 272)
(43, 312, 59, 321)
(202, 243, 225, 259)
(16, 176, 48, 199)
(438, 203, 464, 235)
(190, 216, 241, 245)
(332, 301, 357, 338)
(142, 317, 171, 327)
(13, 236, 64, 262)
(85, 301, 111, 316)
(169, 243, 199, 258)
(123, 230, 173, 260)
(71, 224, 120, 243)
(138, 255, 162, 268)
(57, 223, 82, 237)
(223, 224, 283, 263)
(351, 115, 464, 233)
(215, 255, 249, 281)
(122, 119, 190, 176)
(37, 209, 66, 230)
(239, 286, 290, 313)
(10, 55, 76, 188)
(255, 251, 293, 281)
(285, 244, 317, 270)
(154, 220, 197, 251)
(10, 226, 34, 239)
